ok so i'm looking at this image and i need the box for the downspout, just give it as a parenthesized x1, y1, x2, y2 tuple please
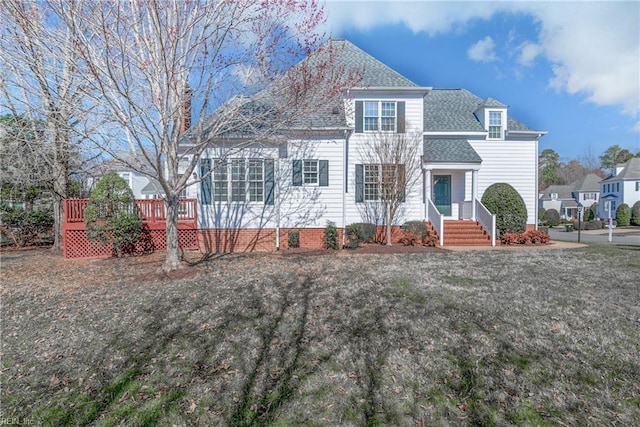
(342, 129, 351, 248)
(534, 137, 539, 230)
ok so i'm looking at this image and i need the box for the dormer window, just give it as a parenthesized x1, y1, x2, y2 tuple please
(551, 193, 558, 200)
(488, 111, 502, 139)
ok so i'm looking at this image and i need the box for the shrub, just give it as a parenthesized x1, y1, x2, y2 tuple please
(584, 220, 604, 230)
(501, 229, 550, 245)
(615, 203, 631, 227)
(481, 183, 528, 236)
(583, 203, 595, 221)
(0, 206, 53, 246)
(84, 172, 143, 257)
(538, 207, 546, 223)
(323, 221, 339, 250)
(631, 201, 640, 226)
(344, 222, 376, 249)
(543, 208, 561, 227)
(538, 226, 549, 234)
(287, 231, 300, 248)
(399, 220, 437, 246)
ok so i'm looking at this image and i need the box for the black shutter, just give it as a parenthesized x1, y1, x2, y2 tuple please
(319, 160, 329, 187)
(397, 101, 405, 133)
(292, 160, 302, 186)
(264, 159, 274, 205)
(200, 159, 212, 205)
(355, 101, 363, 133)
(355, 164, 363, 203)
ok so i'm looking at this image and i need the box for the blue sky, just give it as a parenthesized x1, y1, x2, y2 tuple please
(322, 1, 640, 162)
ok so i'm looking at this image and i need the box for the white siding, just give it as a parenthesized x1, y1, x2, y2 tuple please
(469, 140, 538, 225)
(622, 180, 640, 208)
(279, 139, 345, 228)
(344, 93, 425, 226)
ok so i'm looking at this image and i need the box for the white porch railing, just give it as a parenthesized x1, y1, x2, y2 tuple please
(475, 198, 496, 247)
(427, 198, 444, 246)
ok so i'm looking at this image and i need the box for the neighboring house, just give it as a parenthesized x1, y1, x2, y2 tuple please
(539, 172, 602, 219)
(88, 153, 197, 200)
(539, 184, 576, 219)
(184, 39, 546, 251)
(572, 173, 601, 208)
(598, 157, 640, 219)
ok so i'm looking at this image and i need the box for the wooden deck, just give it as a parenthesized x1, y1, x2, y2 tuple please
(62, 199, 198, 259)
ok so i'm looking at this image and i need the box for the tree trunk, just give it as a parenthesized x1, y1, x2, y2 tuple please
(51, 194, 64, 252)
(386, 205, 393, 246)
(163, 195, 182, 272)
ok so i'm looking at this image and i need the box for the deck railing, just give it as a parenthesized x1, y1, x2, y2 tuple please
(426, 197, 444, 246)
(63, 198, 197, 225)
(474, 198, 496, 247)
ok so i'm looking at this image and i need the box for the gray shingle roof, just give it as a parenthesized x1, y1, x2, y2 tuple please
(477, 97, 507, 109)
(329, 39, 419, 88)
(423, 138, 482, 163)
(423, 89, 533, 133)
(573, 173, 602, 192)
(541, 184, 574, 200)
(615, 157, 640, 180)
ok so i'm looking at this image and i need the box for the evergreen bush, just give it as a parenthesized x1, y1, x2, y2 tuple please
(543, 208, 561, 227)
(538, 207, 546, 223)
(344, 222, 376, 249)
(323, 221, 339, 250)
(287, 231, 300, 248)
(631, 201, 640, 226)
(615, 203, 631, 226)
(84, 172, 143, 257)
(0, 206, 53, 246)
(481, 183, 527, 235)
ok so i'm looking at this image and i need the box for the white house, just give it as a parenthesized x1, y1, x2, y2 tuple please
(183, 39, 546, 251)
(598, 157, 640, 219)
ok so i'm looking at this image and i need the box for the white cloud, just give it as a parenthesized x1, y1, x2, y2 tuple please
(468, 36, 497, 63)
(323, 1, 640, 117)
(517, 42, 541, 67)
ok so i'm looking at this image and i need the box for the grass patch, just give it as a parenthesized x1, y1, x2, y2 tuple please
(2, 248, 640, 425)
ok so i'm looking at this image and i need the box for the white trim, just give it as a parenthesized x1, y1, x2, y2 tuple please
(424, 163, 481, 171)
(423, 131, 486, 136)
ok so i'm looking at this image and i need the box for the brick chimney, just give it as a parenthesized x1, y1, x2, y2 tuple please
(179, 85, 192, 133)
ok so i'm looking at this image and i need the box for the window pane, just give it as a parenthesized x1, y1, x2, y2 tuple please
(303, 160, 318, 184)
(381, 102, 395, 117)
(489, 111, 501, 125)
(364, 102, 379, 131)
(488, 126, 501, 139)
(248, 160, 264, 202)
(381, 117, 395, 131)
(364, 164, 379, 201)
(213, 160, 228, 201)
(231, 159, 246, 201)
(364, 117, 378, 131)
(364, 102, 378, 116)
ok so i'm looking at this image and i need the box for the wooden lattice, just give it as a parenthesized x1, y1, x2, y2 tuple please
(62, 198, 198, 259)
(63, 229, 199, 259)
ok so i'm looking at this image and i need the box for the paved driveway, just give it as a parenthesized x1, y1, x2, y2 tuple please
(548, 226, 640, 245)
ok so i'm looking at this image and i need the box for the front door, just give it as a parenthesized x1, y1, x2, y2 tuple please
(433, 175, 451, 216)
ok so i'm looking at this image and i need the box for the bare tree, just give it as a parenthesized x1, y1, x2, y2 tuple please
(0, 1, 92, 250)
(61, 0, 349, 271)
(358, 129, 422, 246)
